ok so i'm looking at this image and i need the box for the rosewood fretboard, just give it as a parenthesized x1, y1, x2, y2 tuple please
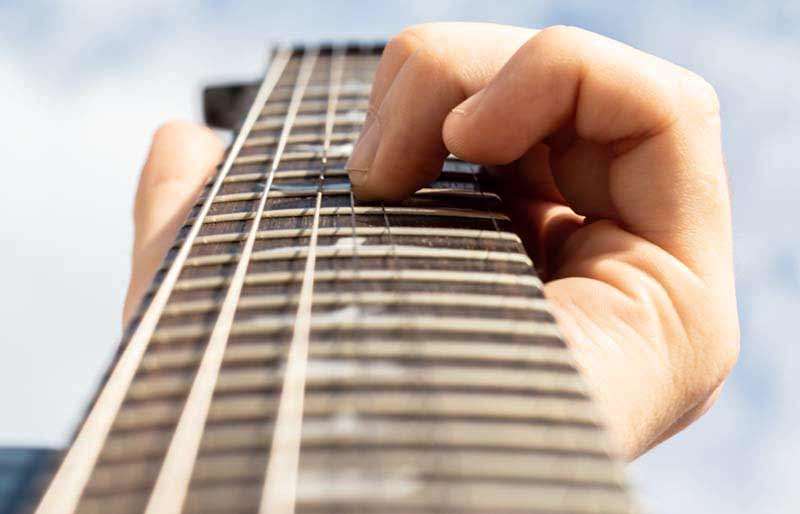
(32, 43, 634, 514)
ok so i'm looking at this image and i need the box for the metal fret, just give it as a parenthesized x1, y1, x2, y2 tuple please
(183, 245, 532, 268)
(171, 268, 543, 293)
(221, 162, 479, 183)
(233, 148, 351, 165)
(189, 205, 510, 225)
(204, 186, 499, 203)
(150, 314, 562, 344)
(101, 419, 607, 464)
(142, 339, 576, 374)
(162, 291, 548, 316)
(251, 111, 365, 131)
(184, 226, 521, 247)
(243, 131, 360, 147)
(260, 98, 368, 116)
(112, 392, 599, 432)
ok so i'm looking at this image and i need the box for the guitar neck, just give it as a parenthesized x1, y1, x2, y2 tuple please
(32, 43, 634, 514)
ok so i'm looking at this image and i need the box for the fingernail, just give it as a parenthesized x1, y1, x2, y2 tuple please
(346, 117, 381, 187)
(450, 88, 486, 116)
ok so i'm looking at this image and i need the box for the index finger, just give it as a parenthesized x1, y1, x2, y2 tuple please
(346, 23, 534, 200)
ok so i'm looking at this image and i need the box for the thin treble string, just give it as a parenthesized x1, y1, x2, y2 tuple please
(357, 41, 394, 497)
(32, 46, 293, 514)
(470, 165, 503, 235)
(347, 46, 369, 289)
(257, 45, 335, 514)
(141, 47, 315, 514)
(469, 164, 503, 266)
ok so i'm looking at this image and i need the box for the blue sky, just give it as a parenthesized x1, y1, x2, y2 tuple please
(0, 1, 798, 512)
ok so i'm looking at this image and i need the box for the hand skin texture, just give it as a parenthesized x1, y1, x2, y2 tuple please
(124, 23, 739, 461)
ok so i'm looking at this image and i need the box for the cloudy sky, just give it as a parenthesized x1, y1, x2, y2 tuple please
(1, 1, 798, 512)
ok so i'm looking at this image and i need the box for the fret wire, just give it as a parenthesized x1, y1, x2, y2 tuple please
(32, 46, 293, 514)
(258, 45, 335, 514)
(142, 46, 314, 514)
(179, 226, 521, 249)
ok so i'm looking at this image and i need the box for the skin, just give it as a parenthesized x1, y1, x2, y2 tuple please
(124, 23, 739, 460)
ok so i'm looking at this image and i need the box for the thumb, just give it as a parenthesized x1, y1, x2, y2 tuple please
(123, 120, 224, 326)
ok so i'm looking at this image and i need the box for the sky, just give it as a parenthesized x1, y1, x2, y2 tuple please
(0, 1, 798, 513)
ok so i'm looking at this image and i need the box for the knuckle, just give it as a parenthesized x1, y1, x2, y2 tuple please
(386, 24, 432, 58)
(533, 24, 584, 49)
(681, 70, 721, 118)
(398, 22, 445, 44)
(384, 32, 416, 60)
(388, 24, 448, 65)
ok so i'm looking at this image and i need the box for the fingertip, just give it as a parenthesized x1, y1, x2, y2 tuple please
(151, 119, 222, 145)
(151, 119, 224, 157)
(441, 92, 482, 161)
(143, 120, 224, 187)
(442, 88, 523, 166)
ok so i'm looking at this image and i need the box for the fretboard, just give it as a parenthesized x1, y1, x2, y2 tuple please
(32, 43, 634, 514)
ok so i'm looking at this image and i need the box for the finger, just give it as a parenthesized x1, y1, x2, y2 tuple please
(443, 25, 730, 277)
(506, 197, 583, 280)
(491, 144, 565, 204)
(347, 47, 461, 200)
(347, 23, 534, 200)
(123, 120, 224, 326)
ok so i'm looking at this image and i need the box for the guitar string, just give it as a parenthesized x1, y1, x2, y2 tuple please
(141, 46, 315, 514)
(257, 45, 338, 514)
(354, 41, 392, 492)
(342, 46, 369, 296)
(31, 46, 293, 514)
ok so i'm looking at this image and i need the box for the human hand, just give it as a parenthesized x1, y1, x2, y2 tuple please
(123, 121, 224, 326)
(345, 23, 739, 459)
